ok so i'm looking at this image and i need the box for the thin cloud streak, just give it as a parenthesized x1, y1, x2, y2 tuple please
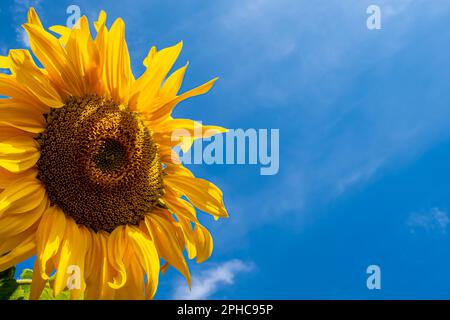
(172, 260, 253, 300)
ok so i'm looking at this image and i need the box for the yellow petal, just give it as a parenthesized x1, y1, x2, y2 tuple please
(145, 213, 190, 286)
(52, 217, 88, 297)
(164, 186, 199, 223)
(36, 206, 66, 280)
(107, 226, 128, 289)
(0, 73, 47, 109)
(48, 25, 71, 45)
(145, 77, 218, 122)
(0, 231, 35, 272)
(193, 223, 213, 263)
(114, 252, 145, 300)
(130, 42, 183, 111)
(30, 258, 51, 300)
(27, 7, 44, 28)
(85, 231, 115, 300)
(164, 175, 228, 218)
(104, 18, 133, 104)
(8, 49, 63, 108)
(94, 10, 107, 32)
(126, 225, 160, 299)
(0, 56, 9, 69)
(164, 163, 195, 178)
(64, 16, 100, 94)
(153, 118, 227, 152)
(0, 135, 38, 154)
(0, 167, 34, 189)
(142, 46, 157, 68)
(160, 62, 189, 98)
(0, 135, 40, 173)
(0, 102, 46, 133)
(69, 226, 91, 300)
(178, 216, 197, 260)
(0, 194, 47, 238)
(23, 22, 83, 97)
(174, 216, 213, 263)
(0, 177, 44, 217)
(0, 226, 36, 256)
(161, 262, 170, 274)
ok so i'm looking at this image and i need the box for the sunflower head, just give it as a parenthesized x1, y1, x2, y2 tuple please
(37, 94, 164, 233)
(0, 8, 228, 300)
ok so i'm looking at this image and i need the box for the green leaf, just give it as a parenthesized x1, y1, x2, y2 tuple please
(0, 279, 19, 300)
(8, 282, 30, 300)
(0, 267, 72, 300)
(0, 267, 16, 280)
(20, 269, 33, 280)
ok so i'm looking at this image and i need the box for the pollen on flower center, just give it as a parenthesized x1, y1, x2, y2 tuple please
(37, 95, 164, 232)
(94, 139, 128, 173)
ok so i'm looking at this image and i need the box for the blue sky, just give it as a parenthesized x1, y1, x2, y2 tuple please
(3, 0, 450, 299)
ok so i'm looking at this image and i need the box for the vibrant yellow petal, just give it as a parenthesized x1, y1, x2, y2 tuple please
(142, 46, 156, 68)
(164, 163, 195, 178)
(0, 56, 9, 69)
(0, 135, 40, 173)
(115, 251, 145, 300)
(27, 7, 43, 28)
(164, 186, 199, 223)
(30, 259, 49, 300)
(64, 16, 101, 95)
(178, 216, 197, 260)
(0, 135, 38, 154)
(153, 118, 227, 152)
(142, 46, 157, 68)
(0, 167, 34, 189)
(165, 175, 228, 218)
(85, 231, 116, 300)
(69, 225, 91, 300)
(93, 10, 107, 32)
(0, 177, 44, 217)
(193, 223, 213, 263)
(35, 206, 66, 280)
(8, 49, 63, 108)
(52, 217, 88, 297)
(0, 73, 48, 109)
(161, 262, 170, 274)
(23, 21, 83, 97)
(107, 225, 128, 289)
(160, 63, 189, 98)
(126, 225, 160, 299)
(130, 42, 183, 111)
(0, 193, 47, 238)
(48, 25, 71, 45)
(0, 101, 46, 133)
(104, 18, 133, 104)
(144, 77, 218, 121)
(144, 213, 190, 285)
(0, 226, 36, 256)
(0, 231, 35, 272)
(173, 216, 213, 263)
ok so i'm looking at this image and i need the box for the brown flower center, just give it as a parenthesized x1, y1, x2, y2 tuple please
(37, 95, 164, 232)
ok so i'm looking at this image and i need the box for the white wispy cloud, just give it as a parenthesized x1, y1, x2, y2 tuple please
(172, 260, 253, 300)
(15, 27, 30, 47)
(12, 0, 42, 47)
(407, 208, 450, 234)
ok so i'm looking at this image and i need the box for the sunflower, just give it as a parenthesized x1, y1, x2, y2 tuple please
(0, 8, 228, 300)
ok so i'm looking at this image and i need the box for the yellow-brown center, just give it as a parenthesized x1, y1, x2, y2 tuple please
(37, 95, 164, 232)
